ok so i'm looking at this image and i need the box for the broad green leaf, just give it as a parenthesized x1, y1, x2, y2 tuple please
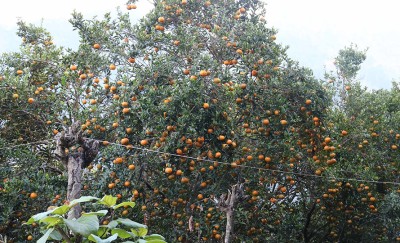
(131, 227, 148, 237)
(25, 210, 54, 224)
(144, 234, 165, 241)
(83, 210, 109, 216)
(37, 228, 54, 243)
(49, 230, 63, 241)
(107, 220, 119, 229)
(69, 196, 99, 206)
(40, 216, 63, 228)
(116, 218, 147, 229)
(88, 233, 118, 243)
(111, 228, 132, 239)
(146, 240, 167, 243)
(52, 205, 71, 215)
(63, 215, 99, 237)
(112, 201, 135, 210)
(96, 226, 109, 236)
(99, 195, 117, 207)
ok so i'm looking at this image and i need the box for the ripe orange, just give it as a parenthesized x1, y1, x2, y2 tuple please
(181, 177, 189, 183)
(140, 139, 148, 146)
(165, 167, 173, 174)
(203, 103, 209, 109)
(30, 192, 38, 199)
(27, 235, 33, 241)
(199, 70, 208, 77)
(155, 25, 165, 31)
(305, 99, 312, 105)
(280, 120, 288, 125)
(16, 70, 23, 75)
(158, 17, 165, 23)
(93, 43, 100, 49)
(28, 98, 35, 104)
(262, 119, 269, 125)
(128, 164, 135, 170)
(122, 108, 130, 114)
(70, 65, 77, 71)
(109, 64, 116, 70)
(121, 138, 129, 145)
(176, 148, 183, 155)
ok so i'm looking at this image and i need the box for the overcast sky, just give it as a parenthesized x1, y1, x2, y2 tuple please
(1, 0, 399, 90)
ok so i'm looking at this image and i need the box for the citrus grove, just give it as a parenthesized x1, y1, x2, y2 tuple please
(0, 0, 399, 242)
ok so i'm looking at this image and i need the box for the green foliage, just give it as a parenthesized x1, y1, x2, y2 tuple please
(25, 195, 166, 243)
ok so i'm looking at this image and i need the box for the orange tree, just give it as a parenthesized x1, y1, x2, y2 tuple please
(318, 45, 400, 242)
(0, 0, 399, 242)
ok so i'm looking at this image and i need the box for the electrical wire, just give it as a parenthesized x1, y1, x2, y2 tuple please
(1, 137, 399, 186)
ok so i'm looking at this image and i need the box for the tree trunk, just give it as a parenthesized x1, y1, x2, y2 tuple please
(67, 154, 83, 219)
(225, 206, 234, 243)
(213, 184, 248, 243)
(54, 121, 99, 220)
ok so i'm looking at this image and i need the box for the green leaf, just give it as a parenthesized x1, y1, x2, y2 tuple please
(25, 210, 54, 224)
(107, 220, 119, 229)
(112, 201, 135, 210)
(96, 226, 109, 236)
(88, 233, 118, 243)
(116, 218, 147, 229)
(52, 205, 71, 215)
(111, 228, 132, 239)
(61, 76, 66, 86)
(40, 216, 63, 228)
(145, 240, 167, 243)
(144, 234, 165, 241)
(99, 195, 117, 207)
(63, 215, 99, 237)
(131, 227, 148, 237)
(37, 228, 54, 243)
(69, 196, 99, 206)
(49, 230, 63, 241)
(83, 210, 109, 216)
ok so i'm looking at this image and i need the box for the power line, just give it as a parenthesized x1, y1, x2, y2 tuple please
(83, 138, 400, 186)
(1, 137, 399, 186)
(0, 139, 53, 150)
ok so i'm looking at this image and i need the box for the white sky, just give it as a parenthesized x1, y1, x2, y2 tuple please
(1, 0, 399, 90)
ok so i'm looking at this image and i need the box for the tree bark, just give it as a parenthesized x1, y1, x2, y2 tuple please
(67, 154, 83, 219)
(225, 203, 235, 243)
(54, 121, 99, 220)
(213, 184, 247, 243)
